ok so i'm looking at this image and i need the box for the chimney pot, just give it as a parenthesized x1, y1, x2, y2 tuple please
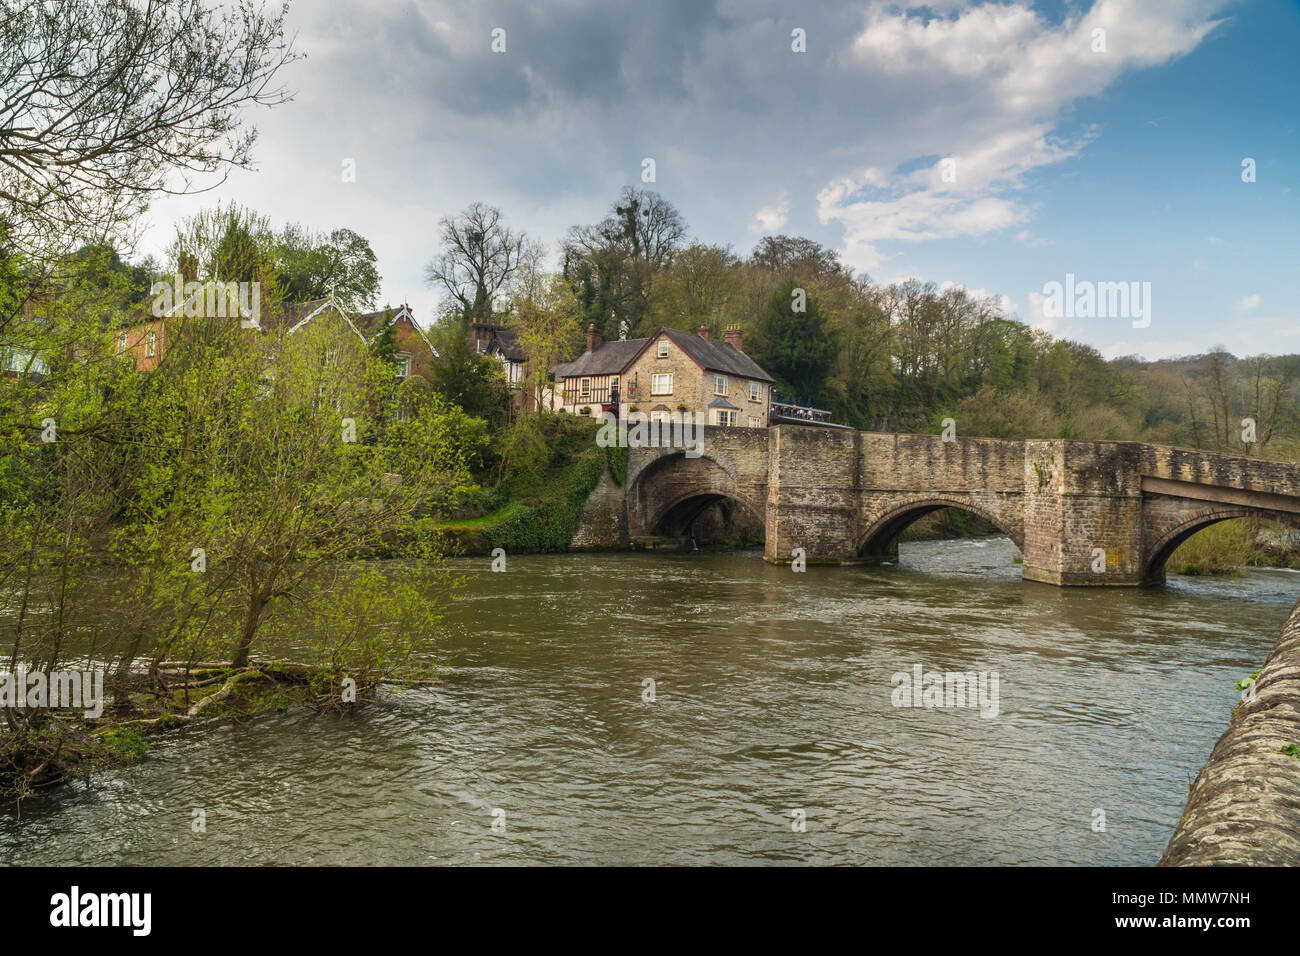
(697, 324, 711, 340)
(586, 323, 602, 353)
(723, 325, 743, 351)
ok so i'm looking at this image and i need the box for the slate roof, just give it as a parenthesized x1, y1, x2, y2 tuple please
(658, 327, 773, 383)
(283, 301, 436, 354)
(551, 327, 774, 383)
(708, 396, 740, 409)
(552, 337, 651, 378)
(487, 327, 526, 363)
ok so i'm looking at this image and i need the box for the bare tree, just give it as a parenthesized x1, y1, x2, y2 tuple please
(561, 187, 686, 337)
(425, 202, 533, 323)
(0, 0, 299, 258)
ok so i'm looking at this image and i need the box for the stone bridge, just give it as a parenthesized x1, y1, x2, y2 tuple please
(619, 425, 1300, 585)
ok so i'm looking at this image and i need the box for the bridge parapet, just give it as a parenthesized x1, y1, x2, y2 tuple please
(618, 424, 1300, 585)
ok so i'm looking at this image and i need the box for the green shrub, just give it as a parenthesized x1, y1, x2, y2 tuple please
(482, 438, 605, 552)
(606, 444, 628, 486)
(102, 729, 148, 761)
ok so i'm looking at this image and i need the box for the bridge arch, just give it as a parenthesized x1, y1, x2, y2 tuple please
(627, 450, 765, 541)
(857, 495, 1025, 563)
(1142, 507, 1260, 585)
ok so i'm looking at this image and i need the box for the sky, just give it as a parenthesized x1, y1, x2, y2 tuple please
(138, 0, 1300, 361)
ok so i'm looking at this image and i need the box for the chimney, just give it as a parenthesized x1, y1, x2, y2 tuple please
(697, 324, 711, 341)
(469, 320, 490, 353)
(723, 324, 743, 351)
(586, 323, 602, 353)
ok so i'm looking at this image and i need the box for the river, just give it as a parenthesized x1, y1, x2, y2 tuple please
(2, 536, 1296, 865)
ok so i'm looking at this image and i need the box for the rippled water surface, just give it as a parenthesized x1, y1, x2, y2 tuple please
(2, 537, 1296, 865)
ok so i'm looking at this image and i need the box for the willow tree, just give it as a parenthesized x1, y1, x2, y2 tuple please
(188, 315, 477, 670)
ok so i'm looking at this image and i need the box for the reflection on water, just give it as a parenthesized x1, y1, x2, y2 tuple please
(1, 536, 1294, 866)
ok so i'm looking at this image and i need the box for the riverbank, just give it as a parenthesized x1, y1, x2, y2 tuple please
(1160, 598, 1300, 865)
(0, 660, 434, 811)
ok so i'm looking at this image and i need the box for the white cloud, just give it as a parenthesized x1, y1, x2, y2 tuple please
(821, 0, 1225, 272)
(1237, 294, 1261, 312)
(129, 0, 1232, 332)
(752, 196, 790, 233)
(1027, 290, 1054, 332)
(1016, 229, 1053, 248)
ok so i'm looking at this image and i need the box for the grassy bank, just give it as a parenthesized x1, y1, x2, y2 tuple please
(430, 415, 616, 555)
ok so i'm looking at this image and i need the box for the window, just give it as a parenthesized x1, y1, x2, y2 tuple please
(657, 340, 669, 358)
(714, 409, 737, 426)
(145, 329, 156, 357)
(651, 373, 673, 395)
(748, 417, 760, 428)
(650, 410, 669, 423)
(118, 333, 127, 351)
(714, 375, 727, 395)
(395, 354, 410, 378)
(748, 381, 760, 402)
(611, 376, 619, 388)
(324, 349, 338, 367)
(580, 378, 591, 397)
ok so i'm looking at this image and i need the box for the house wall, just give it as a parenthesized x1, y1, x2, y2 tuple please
(622, 332, 769, 427)
(558, 372, 620, 415)
(392, 314, 435, 382)
(119, 319, 167, 371)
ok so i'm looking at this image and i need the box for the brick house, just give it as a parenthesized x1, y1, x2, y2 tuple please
(117, 295, 436, 381)
(552, 324, 773, 427)
(116, 317, 168, 371)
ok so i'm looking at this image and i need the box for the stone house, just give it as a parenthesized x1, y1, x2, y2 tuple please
(552, 323, 773, 427)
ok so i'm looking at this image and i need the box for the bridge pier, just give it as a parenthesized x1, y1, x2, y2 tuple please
(764, 425, 867, 565)
(1019, 440, 1146, 585)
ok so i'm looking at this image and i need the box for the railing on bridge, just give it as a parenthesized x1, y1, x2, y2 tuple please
(769, 400, 833, 423)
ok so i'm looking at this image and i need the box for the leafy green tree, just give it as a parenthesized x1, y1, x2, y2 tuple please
(750, 280, 838, 403)
(648, 242, 742, 333)
(276, 225, 381, 310)
(426, 321, 511, 428)
(167, 202, 277, 286)
(507, 265, 584, 413)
